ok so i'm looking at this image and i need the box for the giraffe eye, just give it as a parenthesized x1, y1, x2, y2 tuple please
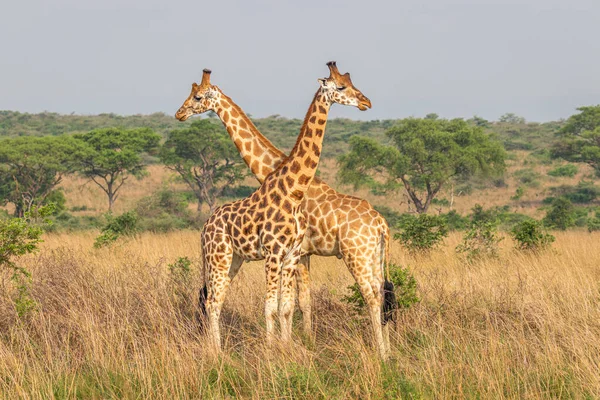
(194, 95, 203, 101)
(337, 86, 347, 91)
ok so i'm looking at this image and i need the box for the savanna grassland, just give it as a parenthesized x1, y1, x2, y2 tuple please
(1, 112, 600, 398)
(0, 230, 599, 399)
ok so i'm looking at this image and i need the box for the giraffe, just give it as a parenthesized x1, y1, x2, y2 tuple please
(176, 62, 372, 351)
(176, 64, 396, 359)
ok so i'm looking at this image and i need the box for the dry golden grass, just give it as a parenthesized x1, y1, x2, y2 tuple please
(1, 230, 599, 398)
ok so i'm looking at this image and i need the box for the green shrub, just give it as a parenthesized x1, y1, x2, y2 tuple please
(549, 181, 598, 204)
(46, 212, 101, 233)
(168, 257, 194, 314)
(513, 168, 541, 188)
(135, 188, 197, 232)
(431, 197, 450, 207)
(0, 204, 54, 317)
(43, 190, 67, 213)
(94, 211, 138, 248)
(440, 210, 469, 231)
(469, 204, 498, 225)
(510, 220, 555, 251)
(547, 164, 578, 177)
(543, 197, 576, 230)
(394, 214, 448, 253)
(587, 213, 600, 232)
(343, 263, 419, 311)
(511, 186, 525, 201)
(456, 221, 503, 260)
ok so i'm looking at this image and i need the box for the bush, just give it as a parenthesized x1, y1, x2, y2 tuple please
(510, 220, 555, 251)
(513, 168, 541, 188)
(343, 263, 419, 311)
(456, 221, 503, 260)
(548, 164, 578, 177)
(168, 257, 194, 315)
(431, 197, 450, 207)
(543, 197, 576, 230)
(588, 213, 600, 232)
(549, 181, 598, 204)
(469, 204, 498, 225)
(43, 190, 67, 213)
(440, 210, 469, 231)
(511, 186, 525, 201)
(135, 188, 198, 232)
(394, 214, 448, 253)
(94, 211, 138, 248)
(0, 205, 54, 317)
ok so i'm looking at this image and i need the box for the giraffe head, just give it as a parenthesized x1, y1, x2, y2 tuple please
(175, 69, 222, 121)
(318, 61, 371, 111)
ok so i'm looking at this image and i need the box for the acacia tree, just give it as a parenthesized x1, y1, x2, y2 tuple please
(74, 127, 160, 211)
(552, 105, 600, 176)
(159, 119, 247, 213)
(338, 118, 506, 213)
(0, 136, 82, 217)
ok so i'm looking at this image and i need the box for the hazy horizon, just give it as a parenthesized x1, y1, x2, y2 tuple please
(2, 0, 599, 122)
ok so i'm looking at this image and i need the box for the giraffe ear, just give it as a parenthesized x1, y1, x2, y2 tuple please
(317, 78, 328, 88)
(192, 82, 198, 89)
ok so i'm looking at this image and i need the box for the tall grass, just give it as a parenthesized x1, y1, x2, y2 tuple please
(0, 231, 599, 398)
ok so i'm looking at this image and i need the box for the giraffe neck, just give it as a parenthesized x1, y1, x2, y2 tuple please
(213, 92, 286, 182)
(274, 89, 331, 203)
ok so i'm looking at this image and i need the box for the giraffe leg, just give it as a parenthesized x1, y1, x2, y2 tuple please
(205, 248, 239, 353)
(280, 248, 302, 344)
(295, 255, 312, 335)
(345, 256, 388, 360)
(264, 254, 281, 348)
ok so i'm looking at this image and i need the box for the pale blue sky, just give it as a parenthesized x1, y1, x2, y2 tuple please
(1, 0, 599, 121)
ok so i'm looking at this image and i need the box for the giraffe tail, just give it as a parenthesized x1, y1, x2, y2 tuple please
(381, 225, 397, 325)
(197, 235, 209, 332)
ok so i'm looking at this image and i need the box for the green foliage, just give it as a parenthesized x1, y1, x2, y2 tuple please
(0, 136, 83, 216)
(160, 119, 248, 213)
(0, 204, 54, 317)
(94, 211, 138, 248)
(513, 168, 541, 188)
(343, 263, 419, 311)
(552, 105, 600, 175)
(456, 221, 503, 260)
(394, 214, 448, 253)
(431, 197, 450, 206)
(74, 127, 160, 211)
(543, 197, 576, 230)
(548, 164, 578, 177)
(549, 181, 598, 204)
(43, 190, 67, 214)
(587, 212, 600, 232)
(469, 204, 497, 225)
(499, 113, 526, 124)
(135, 188, 197, 232)
(440, 210, 469, 231)
(168, 256, 194, 315)
(510, 220, 555, 251)
(338, 117, 506, 213)
(511, 186, 525, 201)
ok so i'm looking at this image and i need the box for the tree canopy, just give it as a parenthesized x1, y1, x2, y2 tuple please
(160, 119, 247, 213)
(552, 105, 600, 175)
(74, 127, 160, 211)
(338, 118, 506, 213)
(0, 136, 83, 216)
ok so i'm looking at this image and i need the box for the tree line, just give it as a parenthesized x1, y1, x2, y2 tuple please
(1, 106, 599, 220)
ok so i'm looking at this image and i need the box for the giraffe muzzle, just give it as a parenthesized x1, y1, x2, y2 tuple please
(175, 108, 189, 121)
(358, 98, 372, 111)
